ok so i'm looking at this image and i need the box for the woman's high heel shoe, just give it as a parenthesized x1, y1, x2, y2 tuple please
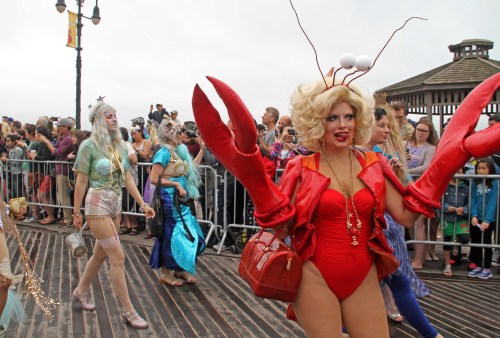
(72, 289, 96, 311)
(123, 310, 148, 329)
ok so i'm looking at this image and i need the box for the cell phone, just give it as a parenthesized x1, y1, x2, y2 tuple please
(405, 147, 410, 154)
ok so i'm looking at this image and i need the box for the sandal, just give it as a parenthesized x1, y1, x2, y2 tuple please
(130, 224, 145, 236)
(411, 262, 424, 270)
(129, 227, 142, 236)
(39, 218, 56, 225)
(443, 264, 453, 277)
(72, 289, 96, 311)
(123, 310, 148, 329)
(159, 273, 184, 286)
(387, 313, 404, 324)
(119, 227, 132, 235)
(173, 271, 196, 284)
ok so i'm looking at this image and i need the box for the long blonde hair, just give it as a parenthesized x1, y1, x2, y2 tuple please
(147, 120, 160, 148)
(375, 103, 410, 185)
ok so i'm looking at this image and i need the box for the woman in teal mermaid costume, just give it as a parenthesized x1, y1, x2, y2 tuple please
(149, 118, 205, 286)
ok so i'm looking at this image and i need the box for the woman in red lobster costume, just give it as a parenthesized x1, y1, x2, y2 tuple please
(192, 73, 500, 337)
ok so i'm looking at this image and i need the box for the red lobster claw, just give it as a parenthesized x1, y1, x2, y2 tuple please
(192, 77, 295, 228)
(405, 72, 500, 217)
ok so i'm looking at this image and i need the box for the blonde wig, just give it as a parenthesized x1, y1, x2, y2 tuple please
(291, 77, 374, 152)
(88, 102, 126, 155)
(375, 103, 410, 185)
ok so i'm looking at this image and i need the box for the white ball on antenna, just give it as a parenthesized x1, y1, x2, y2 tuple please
(356, 55, 372, 71)
(340, 53, 356, 69)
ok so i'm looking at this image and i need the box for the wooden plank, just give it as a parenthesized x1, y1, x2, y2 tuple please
(131, 244, 198, 337)
(3, 229, 500, 338)
(15, 230, 43, 337)
(123, 245, 172, 337)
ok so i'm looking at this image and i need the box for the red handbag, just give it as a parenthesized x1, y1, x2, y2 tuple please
(238, 228, 302, 302)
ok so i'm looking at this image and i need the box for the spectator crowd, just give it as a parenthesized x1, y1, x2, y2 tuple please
(0, 103, 499, 278)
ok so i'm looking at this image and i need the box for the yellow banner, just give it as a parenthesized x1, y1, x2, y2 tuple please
(67, 11, 77, 48)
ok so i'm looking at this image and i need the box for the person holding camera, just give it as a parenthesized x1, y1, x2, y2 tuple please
(182, 126, 201, 158)
(148, 104, 169, 124)
(269, 126, 309, 169)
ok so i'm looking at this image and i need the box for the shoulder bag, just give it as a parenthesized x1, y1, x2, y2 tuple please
(238, 227, 302, 302)
(148, 183, 164, 238)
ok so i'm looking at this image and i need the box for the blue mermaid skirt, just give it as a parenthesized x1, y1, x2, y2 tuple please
(149, 184, 205, 275)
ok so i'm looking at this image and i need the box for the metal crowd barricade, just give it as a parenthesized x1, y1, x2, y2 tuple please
(5, 159, 218, 235)
(214, 168, 285, 255)
(7, 157, 499, 258)
(193, 164, 218, 245)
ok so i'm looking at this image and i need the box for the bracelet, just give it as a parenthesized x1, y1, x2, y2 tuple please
(73, 211, 82, 217)
(139, 203, 149, 212)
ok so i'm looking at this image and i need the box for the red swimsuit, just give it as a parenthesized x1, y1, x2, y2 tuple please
(310, 187, 376, 300)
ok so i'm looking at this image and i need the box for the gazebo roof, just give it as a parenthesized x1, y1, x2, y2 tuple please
(378, 39, 500, 92)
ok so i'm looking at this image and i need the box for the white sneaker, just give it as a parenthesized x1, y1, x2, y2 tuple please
(23, 216, 36, 223)
(213, 243, 230, 251)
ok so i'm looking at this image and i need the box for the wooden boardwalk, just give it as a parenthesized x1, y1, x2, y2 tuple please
(3, 226, 500, 338)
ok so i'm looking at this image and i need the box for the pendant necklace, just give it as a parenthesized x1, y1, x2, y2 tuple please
(321, 149, 362, 246)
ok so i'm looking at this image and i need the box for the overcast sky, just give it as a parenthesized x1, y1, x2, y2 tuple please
(1, 0, 499, 131)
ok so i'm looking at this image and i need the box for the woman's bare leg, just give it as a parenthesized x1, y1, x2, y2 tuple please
(292, 261, 343, 338)
(75, 241, 107, 293)
(76, 215, 133, 311)
(412, 215, 426, 268)
(342, 265, 389, 338)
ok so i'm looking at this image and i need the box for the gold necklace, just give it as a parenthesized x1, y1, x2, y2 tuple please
(321, 149, 362, 246)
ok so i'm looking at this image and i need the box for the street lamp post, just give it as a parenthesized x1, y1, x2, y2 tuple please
(55, 0, 101, 129)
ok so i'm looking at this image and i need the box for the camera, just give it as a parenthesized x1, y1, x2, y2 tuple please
(288, 129, 296, 136)
(405, 147, 410, 154)
(186, 130, 198, 138)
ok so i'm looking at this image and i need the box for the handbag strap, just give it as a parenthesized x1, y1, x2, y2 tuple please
(173, 193, 195, 243)
(152, 181, 164, 201)
(255, 224, 295, 251)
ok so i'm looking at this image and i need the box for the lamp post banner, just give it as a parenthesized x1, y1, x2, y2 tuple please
(67, 10, 77, 48)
